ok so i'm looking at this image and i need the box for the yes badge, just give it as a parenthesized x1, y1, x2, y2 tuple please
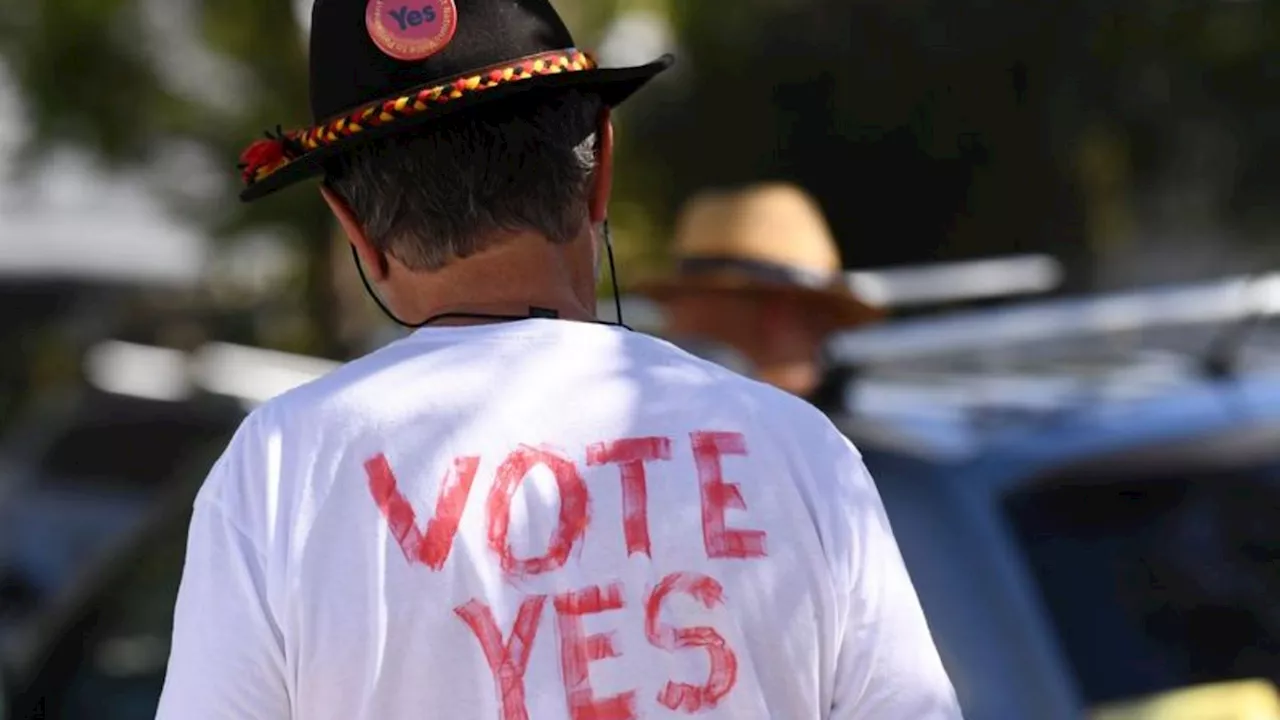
(366, 0, 458, 62)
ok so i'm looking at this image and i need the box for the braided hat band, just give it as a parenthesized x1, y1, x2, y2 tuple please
(238, 48, 597, 189)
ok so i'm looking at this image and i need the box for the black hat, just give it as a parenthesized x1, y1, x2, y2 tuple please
(237, 0, 673, 202)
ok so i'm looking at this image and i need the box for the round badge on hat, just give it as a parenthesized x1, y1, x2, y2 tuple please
(366, 0, 458, 62)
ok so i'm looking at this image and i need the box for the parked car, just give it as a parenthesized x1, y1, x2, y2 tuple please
(0, 387, 244, 718)
(0, 340, 331, 719)
(826, 278, 1280, 719)
(6, 448, 206, 719)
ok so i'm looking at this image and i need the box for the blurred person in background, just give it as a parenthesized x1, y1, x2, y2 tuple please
(637, 182, 882, 404)
(155, 1, 959, 719)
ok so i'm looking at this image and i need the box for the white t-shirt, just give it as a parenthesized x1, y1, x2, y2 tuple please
(156, 319, 961, 720)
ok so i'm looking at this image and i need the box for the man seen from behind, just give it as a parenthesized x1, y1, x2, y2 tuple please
(156, 0, 963, 718)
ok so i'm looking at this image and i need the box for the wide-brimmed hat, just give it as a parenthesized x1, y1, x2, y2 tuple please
(634, 183, 884, 328)
(237, 0, 673, 202)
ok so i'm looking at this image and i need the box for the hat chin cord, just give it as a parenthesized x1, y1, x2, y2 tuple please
(351, 219, 629, 332)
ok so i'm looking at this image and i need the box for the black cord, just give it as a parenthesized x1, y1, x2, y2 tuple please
(350, 246, 537, 328)
(603, 219, 626, 328)
(350, 219, 630, 331)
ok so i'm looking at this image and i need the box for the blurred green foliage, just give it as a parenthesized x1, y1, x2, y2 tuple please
(0, 0, 662, 357)
(632, 0, 1280, 285)
(1, 0, 1277, 355)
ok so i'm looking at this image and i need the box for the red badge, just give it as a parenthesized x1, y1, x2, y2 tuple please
(366, 0, 458, 62)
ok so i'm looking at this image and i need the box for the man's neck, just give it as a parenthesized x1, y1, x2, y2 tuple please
(388, 229, 599, 326)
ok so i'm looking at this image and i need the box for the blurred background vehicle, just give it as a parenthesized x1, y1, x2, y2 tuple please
(0, 342, 335, 719)
(826, 276, 1280, 719)
(1, 0, 1279, 716)
(2, 392, 234, 720)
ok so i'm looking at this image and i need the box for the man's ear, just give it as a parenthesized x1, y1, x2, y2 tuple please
(321, 185, 388, 282)
(588, 107, 614, 225)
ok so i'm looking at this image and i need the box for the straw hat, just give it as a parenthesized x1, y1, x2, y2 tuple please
(635, 183, 882, 327)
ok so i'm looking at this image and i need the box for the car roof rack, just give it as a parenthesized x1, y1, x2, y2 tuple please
(827, 272, 1280, 366)
(823, 274, 1280, 452)
(846, 254, 1063, 310)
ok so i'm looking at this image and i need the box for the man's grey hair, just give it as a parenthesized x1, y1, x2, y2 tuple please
(325, 90, 603, 271)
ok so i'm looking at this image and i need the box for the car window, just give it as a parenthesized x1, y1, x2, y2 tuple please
(12, 433, 226, 720)
(1005, 462, 1280, 706)
(0, 487, 142, 631)
(59, 511, 187, 720)
(0, 398, 240, 654)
